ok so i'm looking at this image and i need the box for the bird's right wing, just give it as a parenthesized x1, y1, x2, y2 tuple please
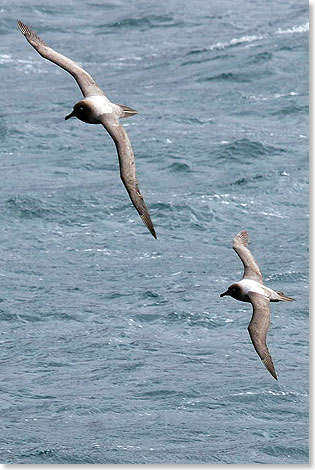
(233, 230, 263, 283)
(17, 21, 104, 97)
(247, 291, 277, 380)
(100, 114, 156, 238)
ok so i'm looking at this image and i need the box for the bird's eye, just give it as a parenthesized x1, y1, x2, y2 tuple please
(79, 106, 84, 112)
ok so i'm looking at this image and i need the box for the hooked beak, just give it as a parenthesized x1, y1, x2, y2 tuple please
(220, 290, 229, 298)
(65, 110, 76, 120)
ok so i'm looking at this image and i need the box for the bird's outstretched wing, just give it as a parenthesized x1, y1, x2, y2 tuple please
(17, 20, 104, 97)
(233, 230, 263, 283)
(247, 291, 277, 380)
(100, 115, 156, 238)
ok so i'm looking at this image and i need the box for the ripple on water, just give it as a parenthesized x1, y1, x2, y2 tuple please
(166, 162, 192, 173)
(4, 196, 61, 220)
(215, 138, 285, 164)
(105, 14, 181, 31)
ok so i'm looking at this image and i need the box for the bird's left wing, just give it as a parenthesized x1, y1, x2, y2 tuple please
(17, 21, 104, 97)
(233, 230, 263, 283)
(100, 115, 156, 238)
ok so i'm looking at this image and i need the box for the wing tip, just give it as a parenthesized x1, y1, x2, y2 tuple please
(17, 20, 33, 37)
(234, 229, 248, 247)
(263, 358, 278, 380)
(140, 213, 157, 239)
(17, 20, 48, 47)
(17, 20, 27, 34)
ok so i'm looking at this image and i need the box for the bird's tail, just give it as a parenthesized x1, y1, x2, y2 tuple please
(276, 291, 295, 302)
(119, 104, 138, 118)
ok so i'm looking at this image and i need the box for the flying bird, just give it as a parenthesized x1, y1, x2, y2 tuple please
(220, 230, 295, 380)
(17, 20, 156, 238)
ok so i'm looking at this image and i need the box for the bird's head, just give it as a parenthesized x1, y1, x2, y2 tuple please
(220, 283, 242, 300)
(65, 100, 96, 124)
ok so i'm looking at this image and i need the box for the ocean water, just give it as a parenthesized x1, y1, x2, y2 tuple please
(0, 0, 308, 464)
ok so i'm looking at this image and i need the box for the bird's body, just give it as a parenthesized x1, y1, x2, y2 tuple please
(227, 278, 292, 303)
(17, 20, 156, 238)
(69, 96, 118, 124)
(220, 230, 295, 380)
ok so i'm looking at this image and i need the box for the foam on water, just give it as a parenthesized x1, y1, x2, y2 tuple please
(276, 22, 309, 35)
(193, 21, 309, 54)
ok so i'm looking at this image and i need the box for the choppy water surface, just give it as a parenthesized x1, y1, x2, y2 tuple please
(0, 0, 308, 464)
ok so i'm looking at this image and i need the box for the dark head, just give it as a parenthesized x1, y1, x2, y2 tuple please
(65, 101, 96, 124)
(220, 283, 242, 301)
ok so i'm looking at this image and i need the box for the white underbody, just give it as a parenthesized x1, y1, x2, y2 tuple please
(85, 95, 119, 118)
(238, 278, 277, 300)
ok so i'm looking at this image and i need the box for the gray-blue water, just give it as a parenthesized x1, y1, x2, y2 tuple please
(0, 0, 308, 464)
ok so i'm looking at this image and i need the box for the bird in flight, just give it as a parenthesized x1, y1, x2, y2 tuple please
(17, 20, 156, 238)
(220, 230, 295, 380)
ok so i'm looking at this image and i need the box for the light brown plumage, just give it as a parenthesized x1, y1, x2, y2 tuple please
(233, 230, 263, 283)
(100, 115, 156, 238)
(17, 21, 103, 97)
(247, 291, 277, 380)
(17, 20, 156, 238)
(221, 230, 295, 380)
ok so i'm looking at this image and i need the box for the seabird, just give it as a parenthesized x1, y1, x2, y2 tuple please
(17, 20, 156, 238)
(220, 230, 295, 380)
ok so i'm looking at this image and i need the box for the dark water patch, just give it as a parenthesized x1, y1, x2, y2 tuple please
(261, 444, 308, 460)
(4, 196, 62, 220)
(135, 388, 179, 400)
(141, 290, 168, 303)
(231, 173, 274, 188)
(0, 119, 8, 138)
(247, 51, 273, 64)
(151, 200, 217, 233)
(167, 162, 191, 173)
(199, 72, 252, 83)
(216, 139, 285, 164)
(185, 47, 209, 56)
(3, 194, 111, 224)
(106, 14, 181, 31)
(271, 104, 309, 115)
(85, 1, 119, 10)
(16, 447, 98, 465)
(233, 174, 265, 185)
(181, 53, 232, 67)
(171, 116, 214, 125)
(199, 70, 273, 83)
(277, 45, 294, 52)
(150, 202, 172, 212)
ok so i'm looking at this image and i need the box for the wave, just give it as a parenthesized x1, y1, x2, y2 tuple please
(106, 14, 182, 30)
(3, 195, 114, 224)
(229, 389, 308, 398)
(5, 195, 60, 220)
(188, 21, 308, 55)
(275, 22, 309, 35)
(208, 34, 266, 51)
(0, 54, 13, 64)
(166, 162, 191, 173)
(215, 138, 285, 163)
(271, 104, 309, 116)
(199, 72, 253, 83)
(266, 270, 306, 283)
